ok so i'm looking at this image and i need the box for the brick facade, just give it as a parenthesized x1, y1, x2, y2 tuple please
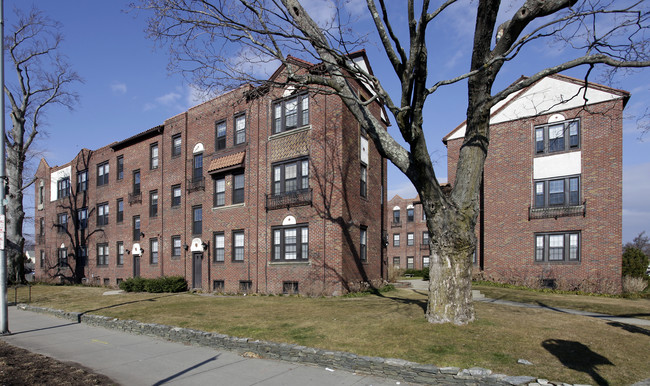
(444, 74, 626, 292)
(33, 54, 388, 295)
(385, 195, 431, 271)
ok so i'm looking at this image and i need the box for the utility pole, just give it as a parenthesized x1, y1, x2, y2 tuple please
(0, 0, 9, 335)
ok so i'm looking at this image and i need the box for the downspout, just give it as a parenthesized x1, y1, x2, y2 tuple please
(183, 113, 188, 280)
(322, 94, 327, 292)
(159, 127, 164, 277)
(255, 96, 260, 293)
(479, 175, 484, 271)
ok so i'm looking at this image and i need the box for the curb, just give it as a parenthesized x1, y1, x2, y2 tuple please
(16, 304, 579, 386)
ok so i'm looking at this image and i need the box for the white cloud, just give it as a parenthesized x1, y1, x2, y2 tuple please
(623, 162, 650, 242)
(110, 82, 127, 95)
(231, 47, 282, 80)
(156, 92, 182, 106)
(388, 180, 417, 201)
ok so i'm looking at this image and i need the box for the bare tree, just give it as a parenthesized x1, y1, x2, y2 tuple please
(3, 7, 81, 283)
(137, 0, 650, 324)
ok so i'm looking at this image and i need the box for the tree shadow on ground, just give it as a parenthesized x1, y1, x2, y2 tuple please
(372, 289, 428, 313)
(606, 322, 650, 337)
(81, 293, 181, 316)
(542, 339, 613, 386)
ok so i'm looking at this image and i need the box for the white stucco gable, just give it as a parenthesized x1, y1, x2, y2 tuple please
(445, 75, 627, 142)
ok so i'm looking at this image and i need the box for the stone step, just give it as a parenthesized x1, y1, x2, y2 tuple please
(472, 290, 485, 300)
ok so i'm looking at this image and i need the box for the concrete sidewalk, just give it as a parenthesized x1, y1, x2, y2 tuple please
(1, 306, 406, 386)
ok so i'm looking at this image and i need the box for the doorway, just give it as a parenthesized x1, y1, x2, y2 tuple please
(192, 252, 203, 289)
(133, 255, 140, 277)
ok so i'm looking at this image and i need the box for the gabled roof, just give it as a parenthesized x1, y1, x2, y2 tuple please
(443, 74, 630, 144)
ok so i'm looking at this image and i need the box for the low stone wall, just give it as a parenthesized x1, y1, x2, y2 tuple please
(19, 304, 556, 385)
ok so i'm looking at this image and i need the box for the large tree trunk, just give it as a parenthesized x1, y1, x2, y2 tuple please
(425, 209, 477, 324)
(6, 144, 26, 284)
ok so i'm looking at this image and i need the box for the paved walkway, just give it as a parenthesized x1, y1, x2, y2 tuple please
(399, 279, 650, 327)
(1, 306, 407, 386)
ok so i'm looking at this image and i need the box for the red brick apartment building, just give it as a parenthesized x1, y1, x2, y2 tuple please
(443, 74, 627, 291)
(33, 53, 388, 295)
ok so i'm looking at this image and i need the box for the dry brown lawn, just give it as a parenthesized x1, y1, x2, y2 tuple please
(9, 284, 650, 385)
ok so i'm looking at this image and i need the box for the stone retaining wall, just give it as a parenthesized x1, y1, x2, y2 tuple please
(19, 304, 564, 385)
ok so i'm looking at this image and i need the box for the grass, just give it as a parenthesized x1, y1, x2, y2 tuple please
(9, 283, 650, 385)
(473, 282, 650, 320)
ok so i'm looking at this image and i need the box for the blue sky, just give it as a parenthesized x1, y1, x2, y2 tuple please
(5, 0, 649, 243)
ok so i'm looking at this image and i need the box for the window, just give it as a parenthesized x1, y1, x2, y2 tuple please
(133, 170, 141, 194)
(273, 94, 309, 133)
(423, 256, 430, 268)
(535, 120, 580, 154)
(172, 236, 181, 258)
(272, 158, 309, 195)
(234, 114, 246, 145)
(39, 218, 45, 236)
(193, 153, 203, 182)
(192, 206, 202, 235)
(40, 250, 45, 268)
(360, 226, 367, 262)
(407, 256, 414, 269)
(150, 238, 159, 264)
(214, 232, 225, 262)
(393, 209, 400, 224)
(272, 225, 308, 261)
(534, 176, 580, 208)
(422, 231, 430, 246)
(97, 161, 109, 186)
(213, 280, 225, 292)
(117, 199, 124, 223)
(407, 208, 414, 222)
(215, 121, 226, 150)
(58, 248, 68, 267)
(393, 234, 400, 247)
(150, 143, 159, 169)
(38, 183, 44, 206)
(283, 281, 299, 295)
(171, 184, 181, 207)
(535, 232, 580, 262)
(97, 243, 109, 266)
(392, 256, 400, 268)
(233, 173, 245, 204)
(407, 233, 414, 246)
(77, 170, 88, 192)
(149, 190, 158, 217)
(117, 156, 124, 180)
(76, 246, 88, 267)
(172, 134, 182, 157)
(239, 280, 252, 293)
(133, 216, 141, 241)
(77, 207, 88, 230)
(57, 177, 70, 199)
(360, 163, 367, 198)
(214, 178, 225, 207)
(97, 202, 109, 226)
(57, 213, 68, 233)
(233, 230, 245, 261)
(117, 242, 124, 265)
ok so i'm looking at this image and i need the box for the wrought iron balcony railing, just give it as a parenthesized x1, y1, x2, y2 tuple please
(529, 201, 586, 220)
(128, 191, 142, 205)
(187, 177, 205, 193)
(266, 189, 312, 210)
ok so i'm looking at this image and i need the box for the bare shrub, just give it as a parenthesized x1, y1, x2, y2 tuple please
(387, 265, 404, 283)
(622, 276, 648, 293)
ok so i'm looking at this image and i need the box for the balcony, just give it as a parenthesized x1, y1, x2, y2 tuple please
(420, 243, 430, 250)
(390, 221, 402, 228)
(128, 191, 142, 205)
(266, 189, 312, 211)
(529, 201, 586, 220)
(37, 234, 45, 245)
(187, 177, 205, 193)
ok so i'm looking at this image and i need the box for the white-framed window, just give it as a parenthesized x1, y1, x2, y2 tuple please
(392, 256, 400, 268)
(57, 213, 68, 233)
(407, 233, 414, 246)
(273, 93, 309, 134)
(534, 176, 580, 208)
(360, 163, 367, 198)
(172, 236, 181, 258)
(233, 173, 245, 204)
(149, 190, 158, 217)
(192, 206, 202, 235)
(97, 243, 109, 266)
(407, 256, 414, 269)
(216, 120, 226, 150)
(233, 230, 245, 261)
(97, 161, 109, 186)
(214, 232, 225, 262)
(535, 232, 580, 262)
(172, 184, 182, 207)
(117, 198, 124, 223)
(392, 209, 400, 224)
(150, 238, 159, 264)
(77, 170, 88, 192)
(423, 256, 430, 268)
(172, 134, 182, 157)
(422, 231, 430, 247)
(234, 114, 246, 145)
(57, 177, 70, 199)
(97, 202, 109, 226)
(393, 233, 400, 247)
(58, 248, 68, 267)
(117, 241, 124, 265)
(535, 119, 580, 154)
(273, 158, 309, 195)
(77, 207, 88, 230)
(360, 226, 367, 261)
(214, 178, 225, 207)
(272, 224, 308, 261)
(117, 155, 124, 180)
(150, 143, 159, 169)
(407, 208, 414, 222)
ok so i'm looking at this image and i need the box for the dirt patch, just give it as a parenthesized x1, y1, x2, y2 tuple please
(0, 340, 117, 385)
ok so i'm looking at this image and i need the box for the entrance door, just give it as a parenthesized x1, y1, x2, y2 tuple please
(133, 255, 141, 277)
(192, 252, 203, 289)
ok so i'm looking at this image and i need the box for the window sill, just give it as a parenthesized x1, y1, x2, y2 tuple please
(212, 203, 245, 211)
(533, 148, 580, 157)
(96, 265, 108, 268)
(268, 260, 311, 266)
(268, 125, 311, 141)
(534, 260, 580, 265)
(232, 260, 245, 263)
